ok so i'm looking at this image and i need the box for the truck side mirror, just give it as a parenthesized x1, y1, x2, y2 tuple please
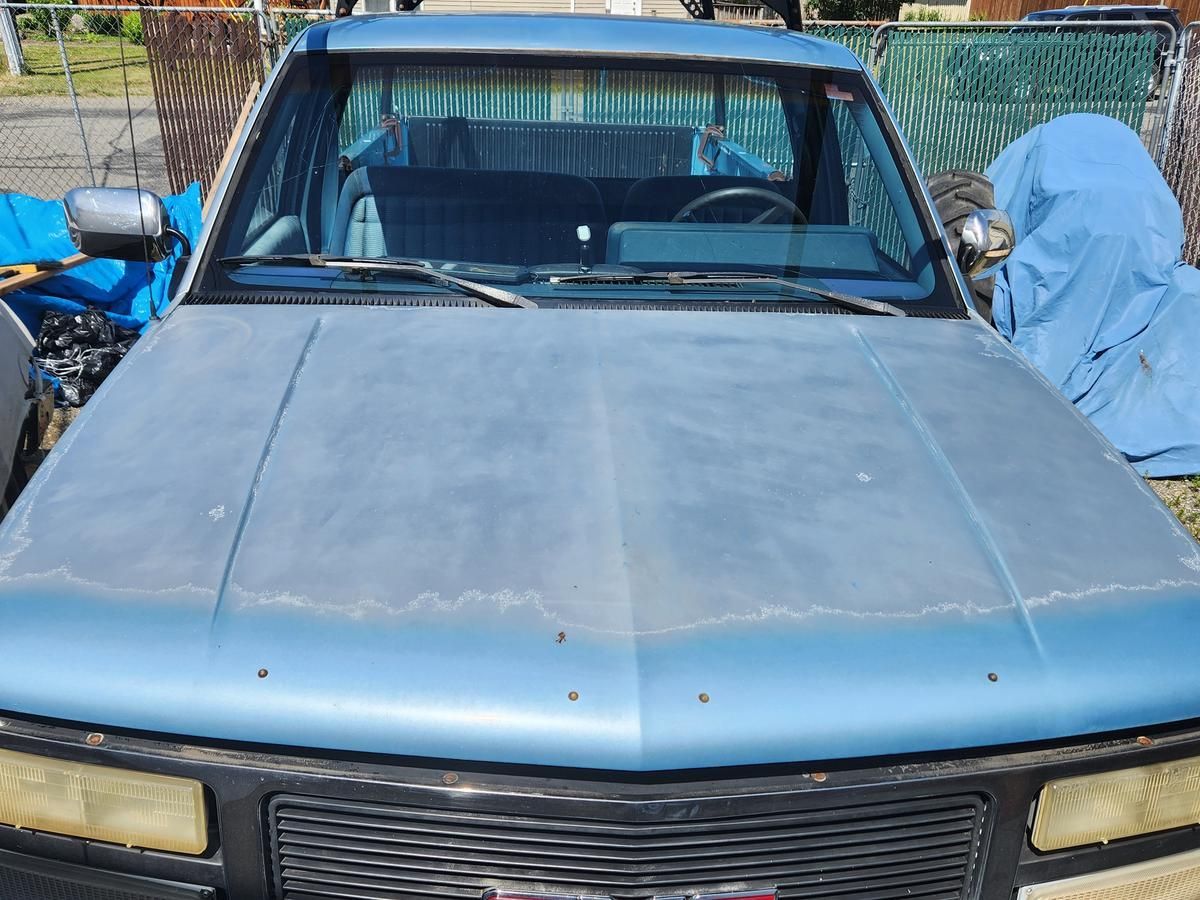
(957, 208, 1016, 279)
(63, 187, 177, 262)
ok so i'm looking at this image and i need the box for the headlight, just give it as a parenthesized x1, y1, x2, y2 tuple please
(1031, 754, 1200, 851)
(1019, 847, 1200, 900)
(0, 747, 207, 854)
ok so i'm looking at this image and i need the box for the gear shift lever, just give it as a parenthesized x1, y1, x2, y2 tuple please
(576, 225, 592, 274)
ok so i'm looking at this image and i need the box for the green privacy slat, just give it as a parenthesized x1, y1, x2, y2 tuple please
(876, 26, 1159, 174)
(339, 66, 797, 172)
(806, 23, 875, 66)
(340, 67, 555, 146)
(324, 23, 1159, 258)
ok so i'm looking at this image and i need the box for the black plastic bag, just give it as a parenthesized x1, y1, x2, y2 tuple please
(35, 308, 139, 407)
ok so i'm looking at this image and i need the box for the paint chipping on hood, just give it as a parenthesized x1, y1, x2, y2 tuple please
(0, 305, 1198, 770)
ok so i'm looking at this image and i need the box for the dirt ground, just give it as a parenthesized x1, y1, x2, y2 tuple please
(1150, 477, 1200, 542)
(39, 407, 80, 452)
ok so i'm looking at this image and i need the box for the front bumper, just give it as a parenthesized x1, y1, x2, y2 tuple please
(1, 712, 1200, 900)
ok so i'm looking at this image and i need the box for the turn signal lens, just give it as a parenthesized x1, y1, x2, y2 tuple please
(1018, 847, 1200, 900)
(1032, 754, 1200, 851)
(0, 747, 207, 854)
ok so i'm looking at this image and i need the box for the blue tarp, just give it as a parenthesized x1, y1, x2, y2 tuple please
(987, 114, 1200, 477)
(0, 184, 203, 334)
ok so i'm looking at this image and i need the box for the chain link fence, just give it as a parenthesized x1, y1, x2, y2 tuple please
(805, 21, 875, 62)
(269, 6, 333, 46)
(0, 4, 155, 196)
(0, 5, 1197, 258)
(870, 20, 1175, 173)
(1162, 23, 1200, 264)
(0, 3, 273, 198)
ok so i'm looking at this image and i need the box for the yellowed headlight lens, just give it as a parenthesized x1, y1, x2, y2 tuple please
(1032, 754, 1200, 851)
(1018, 847, 1200, 900)
(0, 747, 207, 854)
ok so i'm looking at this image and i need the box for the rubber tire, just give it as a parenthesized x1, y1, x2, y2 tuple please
(927, 169, 997, 324)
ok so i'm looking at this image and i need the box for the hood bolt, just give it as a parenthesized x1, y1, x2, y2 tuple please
(257, 668, 269, 678)
(987, 672, 999, 682)
(568, 691, 579, 702)
(1136, 736, 1154, 747)
(811, 772, 828, 783)
(84, 733, 104, 746)
(441, 772, 459, 785)
(698, 693, 710, 703)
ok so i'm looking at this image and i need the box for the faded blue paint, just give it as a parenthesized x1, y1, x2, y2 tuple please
(1, 306, 1198, 770)
(294, 13, 866, 73)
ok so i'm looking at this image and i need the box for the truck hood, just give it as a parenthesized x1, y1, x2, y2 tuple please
(2, 304, 1199, 770)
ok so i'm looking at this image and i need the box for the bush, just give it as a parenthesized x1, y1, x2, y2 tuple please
(25, 0, 69, 38)
(81, 10, 122, 36)
(14, 12, 39, 37)
(806, 0, 901, 20)
(121, 11, 142, 45)
(902, 6, 945, 20)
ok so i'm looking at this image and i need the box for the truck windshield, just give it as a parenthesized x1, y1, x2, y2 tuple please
(208, 53, 961, 312)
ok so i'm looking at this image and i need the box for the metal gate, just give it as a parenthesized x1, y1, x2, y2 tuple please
(869, 20, 1175, 175)
(1161, 23, 1200, 264)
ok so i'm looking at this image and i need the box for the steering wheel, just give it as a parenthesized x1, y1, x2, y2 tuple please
(672, 187, 808, 225)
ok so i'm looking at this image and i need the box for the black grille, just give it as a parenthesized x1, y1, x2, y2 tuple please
(267, 792, 988, 900)
(0, 848, 211, 900)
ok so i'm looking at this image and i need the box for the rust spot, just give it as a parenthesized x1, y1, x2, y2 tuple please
(1136, 735, 1154, 747)
(257, 668, 269, 679)
(811, 772, 828, 783)
(987, 672, 999, 682)
(698, 693, 710, 704)
(441, 772, 460, 785)
(84, 733, 104, 746)
(568, 691, 580, 702)
(1140, 351, 1152, 375)
(556, 631, 567, 644)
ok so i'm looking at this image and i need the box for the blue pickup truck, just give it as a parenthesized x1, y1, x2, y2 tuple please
(3, 10, 1200, 900)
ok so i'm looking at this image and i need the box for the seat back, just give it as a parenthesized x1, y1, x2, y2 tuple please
(330, 166, 605, 266)
(621, 175, 786, 223)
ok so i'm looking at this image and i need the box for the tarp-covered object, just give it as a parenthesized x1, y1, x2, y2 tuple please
(987, 114, 1200, 477)
(0, 184, 202, 334)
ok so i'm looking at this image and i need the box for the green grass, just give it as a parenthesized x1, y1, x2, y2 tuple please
(0, 39, 151, 97)
(1149, 476, 1200, 542)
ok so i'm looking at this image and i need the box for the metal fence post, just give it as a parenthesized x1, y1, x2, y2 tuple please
(0, 4, 24, 75)
(52, 7, 95, 187)
(1158, 25, 1192, 166)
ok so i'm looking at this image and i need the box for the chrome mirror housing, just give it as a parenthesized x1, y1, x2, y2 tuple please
(957, 208, 1016, 279)
(63, 187, 173, 262)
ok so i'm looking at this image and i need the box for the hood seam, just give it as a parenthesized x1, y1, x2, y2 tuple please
(208, 317, 325, 642)
(853, 326, 1047, 663)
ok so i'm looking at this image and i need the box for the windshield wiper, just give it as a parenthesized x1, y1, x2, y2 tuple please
(219, 254, 536, 309)
(548, 271, 905, 317)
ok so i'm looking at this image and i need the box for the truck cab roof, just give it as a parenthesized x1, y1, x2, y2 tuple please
(292, 12, 866, 71)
